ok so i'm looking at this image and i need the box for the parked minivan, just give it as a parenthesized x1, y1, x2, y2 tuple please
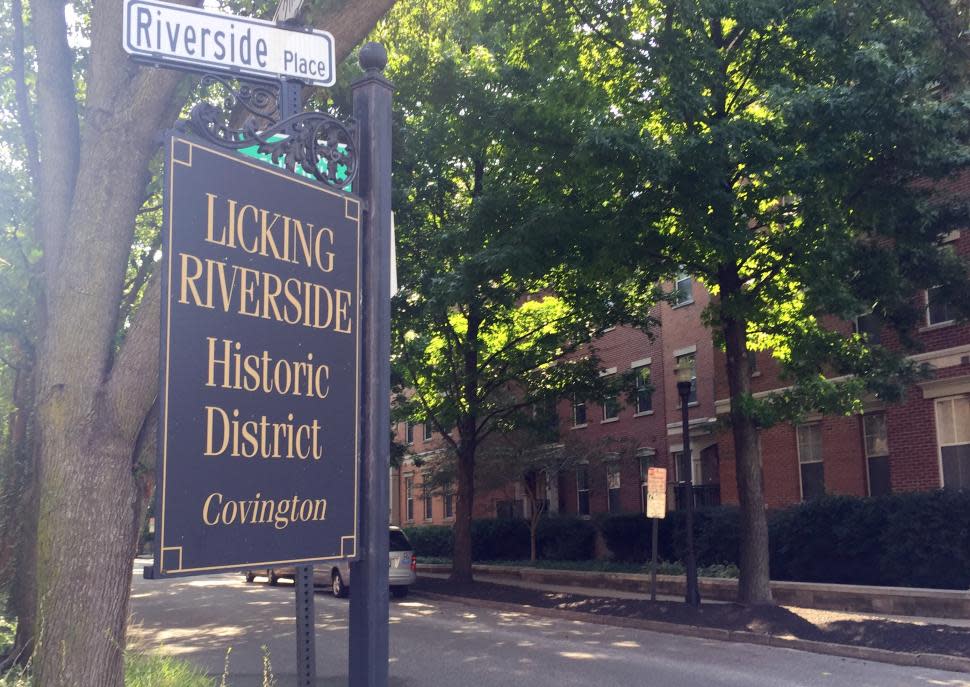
(244, 526, 416, 598)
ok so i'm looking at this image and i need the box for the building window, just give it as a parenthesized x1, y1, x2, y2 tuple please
(673, 450, 704, 484)
(936, 395, 970, 490)
(638, 453, 653, 512)
(675, 353, 697, 405)
(602, 394, 619, 421)
(747, 349, 759, 374)
(576, 465, 590, 515)
(405, 422, 415, 445)
(444, 486, 454, 519)
(496, 499, 522, 519)
(423, 490, 433, 521)
(606, 462, 621, 513)
(572, 396, 587, 427)
(863, 413, 891, 496)
(926, 287, 952, 326)
(634, 365, 652, 413)
(854, 311, 882, 344)
(673, 271, 693, 306)
(404, 476, 414, 521)
(423, 421, 433, 442)
(797, 424, 825, 501)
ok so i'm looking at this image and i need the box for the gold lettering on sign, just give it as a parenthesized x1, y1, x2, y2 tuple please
(202, 492, 328, 528)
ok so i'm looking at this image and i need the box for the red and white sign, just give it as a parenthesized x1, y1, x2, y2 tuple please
(645, 467, 667, 519)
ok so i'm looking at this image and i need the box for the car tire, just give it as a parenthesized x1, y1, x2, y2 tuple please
(268, 569, 280, 586)
(244, 571, 256, 583)
(391, 585, 409, 599)
(332, 570, 348, 598)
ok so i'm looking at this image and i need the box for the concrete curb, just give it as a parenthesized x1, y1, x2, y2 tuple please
(417, 563, 970, 619)
(413, 589, 970, 675)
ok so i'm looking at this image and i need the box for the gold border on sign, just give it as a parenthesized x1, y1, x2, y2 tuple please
(158, 136, 362, 575)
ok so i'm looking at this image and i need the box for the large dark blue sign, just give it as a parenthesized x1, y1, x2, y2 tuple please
(155, 134, 360, 576)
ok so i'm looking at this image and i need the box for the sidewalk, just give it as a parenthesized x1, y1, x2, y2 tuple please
(418, 562, 970, 620)
(418, 570, 970, 629)
(412, 570, 970, 674)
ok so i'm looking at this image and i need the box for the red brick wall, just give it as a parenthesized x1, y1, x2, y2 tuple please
(886, 392, 943, 492)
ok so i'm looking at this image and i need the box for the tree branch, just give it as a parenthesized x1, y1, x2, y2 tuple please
(10, 0, 39, 189)
(32, 0, 81, 270)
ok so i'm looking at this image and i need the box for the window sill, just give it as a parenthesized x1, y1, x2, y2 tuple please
(633, 410, 655, 417)
(920, 320, 957, 332)
(751, 371, 762, 378)
(571, 424, 588, 430)
(671, 299, 695, 309)
(676, 401, 700, 409)
(601, 417, 619, 424)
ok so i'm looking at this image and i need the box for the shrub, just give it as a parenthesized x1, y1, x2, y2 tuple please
(536, 516, 596, 560)
(402, 525, 453, 558)
(471, 519, 530, 560)
(878, 490, 970, 589)
(768, 495, 889, 585)
(663, 506, 741, 568)
(598, 513, 652, 562)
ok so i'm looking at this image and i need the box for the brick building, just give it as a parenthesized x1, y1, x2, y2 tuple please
(392, 232, 969, 526)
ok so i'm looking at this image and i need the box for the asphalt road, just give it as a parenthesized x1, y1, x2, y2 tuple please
(128, 560, 969, 687)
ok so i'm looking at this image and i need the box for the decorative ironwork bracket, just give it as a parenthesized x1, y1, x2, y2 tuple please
(179, 75, 358, 188)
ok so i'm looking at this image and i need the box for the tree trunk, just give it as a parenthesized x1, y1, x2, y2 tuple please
(718, 270, 773, 605)
(451, 442, 476, 582)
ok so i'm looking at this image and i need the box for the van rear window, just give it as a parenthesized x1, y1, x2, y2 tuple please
(389, 530, 411, 552)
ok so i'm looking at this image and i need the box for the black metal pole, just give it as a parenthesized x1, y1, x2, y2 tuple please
(678, 381, 700, 608)
(349, 42, 393, 687)
(277, 74, 320, 687)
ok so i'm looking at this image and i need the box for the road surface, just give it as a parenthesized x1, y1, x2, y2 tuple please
(128, 560, 969, 687)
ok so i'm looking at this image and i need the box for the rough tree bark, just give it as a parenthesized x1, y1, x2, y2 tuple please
(718, 267, 773, 605)
(24, 1, 397, 684)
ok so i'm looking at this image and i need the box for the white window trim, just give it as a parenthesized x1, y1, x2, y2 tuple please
(672, 272, 694, 308)
(796, 424, 823, 501)
(922, 287, 956, 330)
(572, 396, 587, 428)
(576, 465, 591, 516)
(633, 363, 652, 415)
(601, 396, 620, 422)
(941, 229, 961, 243)
(672, 344, 697, 358)
(404, 474, 415, 522)
(935, 394, 970, 489)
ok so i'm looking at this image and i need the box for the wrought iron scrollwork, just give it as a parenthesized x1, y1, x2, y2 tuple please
(180, 77, 358, 188)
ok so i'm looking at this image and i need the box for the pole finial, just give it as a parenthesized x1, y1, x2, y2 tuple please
(359, 42, 388, 73)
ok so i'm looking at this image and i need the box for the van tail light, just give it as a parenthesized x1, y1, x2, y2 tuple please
(411, 556, 417, 572)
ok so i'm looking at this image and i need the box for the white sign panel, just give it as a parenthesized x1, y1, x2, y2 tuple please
(123, 0, 335, 87)
(645, 467, 667, 519)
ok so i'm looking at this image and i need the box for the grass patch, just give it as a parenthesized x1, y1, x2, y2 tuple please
(125, 652, 214, 687)
(420, 558, 739, 578)
(0, 642, 214, 687)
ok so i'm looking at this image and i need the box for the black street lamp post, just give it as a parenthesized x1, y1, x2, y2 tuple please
(676, 359, 701, 608)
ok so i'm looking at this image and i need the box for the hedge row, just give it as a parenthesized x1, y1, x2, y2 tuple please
(600, 491, 970, 589)
(404, 516, 596, 563)
(405, 491, 970, 589)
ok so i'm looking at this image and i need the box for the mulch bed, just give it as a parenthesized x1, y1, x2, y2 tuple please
(413, 576, 970, 659)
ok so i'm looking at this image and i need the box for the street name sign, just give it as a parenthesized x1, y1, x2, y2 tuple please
(646, 467, 667, 519)
(123, 0, 336, 86)
(154, 134, 360, 576)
